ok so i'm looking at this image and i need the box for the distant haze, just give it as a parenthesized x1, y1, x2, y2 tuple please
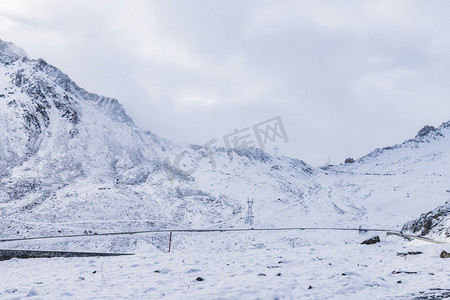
(2, 0, 450, 166)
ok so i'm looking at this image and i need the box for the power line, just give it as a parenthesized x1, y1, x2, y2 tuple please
(0, 227, 398, 243)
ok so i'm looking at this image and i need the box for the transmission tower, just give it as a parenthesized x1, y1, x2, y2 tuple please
(274, 146, 279, 159)
(245, 198, 254, 226)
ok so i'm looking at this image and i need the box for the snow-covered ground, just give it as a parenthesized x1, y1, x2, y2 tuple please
(1, 234, 448, 299)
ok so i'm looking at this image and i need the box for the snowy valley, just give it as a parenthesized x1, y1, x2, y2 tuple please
(0, 39, 449, 299)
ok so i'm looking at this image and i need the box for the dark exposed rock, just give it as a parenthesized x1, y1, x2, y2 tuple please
(392, 271, 417, 274)
(361, 236, 380, 245)
(397, 251, 422, 257)
(416, 125, 437, 138)
(440, 250, 450, 258)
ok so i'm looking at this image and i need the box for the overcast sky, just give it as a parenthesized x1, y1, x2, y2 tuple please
(1, 0, 450, 166)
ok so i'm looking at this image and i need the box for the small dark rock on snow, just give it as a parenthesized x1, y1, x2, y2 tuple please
(392, 271, 417, 274)
(397, 251, 422, 257)
(440, 250, 450, 258)
(361, 236, 380, 245)
(196, 277, 204, 281)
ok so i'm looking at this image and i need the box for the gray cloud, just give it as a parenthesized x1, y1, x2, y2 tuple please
(2, 0, 450, 165)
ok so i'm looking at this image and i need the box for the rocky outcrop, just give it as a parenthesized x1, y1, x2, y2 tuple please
(361, 236, 380, 245)
(402, 203, 450, 240)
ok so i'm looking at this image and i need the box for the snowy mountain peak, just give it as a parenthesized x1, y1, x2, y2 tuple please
(414, 121, 450, 141)
(0, 39, 27, 63)
(352, 120, 450, 166)
(416, 125, 438, 138)
(0, 40, 168, 185)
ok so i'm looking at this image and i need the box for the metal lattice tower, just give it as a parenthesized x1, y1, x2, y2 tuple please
(245, 198, 254, 226)
(274, 146, 279, 159)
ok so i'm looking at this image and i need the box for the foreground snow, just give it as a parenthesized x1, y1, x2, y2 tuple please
(0, 235, 448, 299)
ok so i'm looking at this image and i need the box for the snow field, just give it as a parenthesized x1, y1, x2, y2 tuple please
(0, 234, 448, 299)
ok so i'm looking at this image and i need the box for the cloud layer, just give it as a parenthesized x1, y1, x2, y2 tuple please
(2, 0, 450, 165)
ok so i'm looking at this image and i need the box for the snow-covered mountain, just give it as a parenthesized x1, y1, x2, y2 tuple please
(0, 39, 448, 251)
(327, 121, 450, 239)
(0, 39, 317, 242)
